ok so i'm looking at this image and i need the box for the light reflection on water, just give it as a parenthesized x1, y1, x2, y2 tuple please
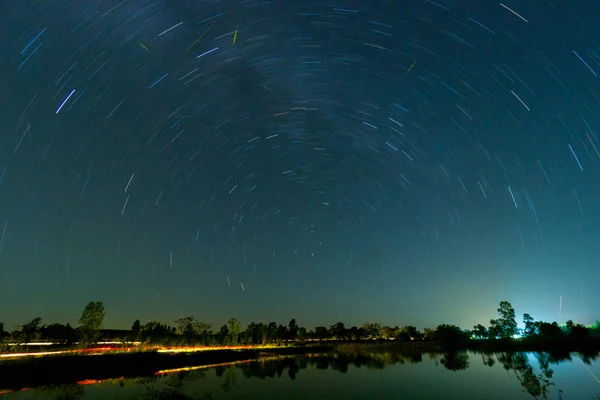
(2, 351, 600, 400)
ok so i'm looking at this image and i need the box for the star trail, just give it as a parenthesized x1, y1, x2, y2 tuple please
(1, 0, 599, 330)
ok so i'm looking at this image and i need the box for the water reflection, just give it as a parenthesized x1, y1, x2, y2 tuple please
(36, 384, 85, 400)
(11, 350, 600, 400)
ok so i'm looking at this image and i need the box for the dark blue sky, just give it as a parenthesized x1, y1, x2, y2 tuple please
(1, 0, 599, 331)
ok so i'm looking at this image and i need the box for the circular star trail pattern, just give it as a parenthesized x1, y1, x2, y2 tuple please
(1, 0, 599, 328)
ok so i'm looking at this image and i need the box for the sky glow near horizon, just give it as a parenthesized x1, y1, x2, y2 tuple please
(0, 0, 599, 331)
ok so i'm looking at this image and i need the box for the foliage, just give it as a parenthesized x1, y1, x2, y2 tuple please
(3, 298, 598, 351)
(78, 301, 105, 346)
(131, 319, 141, 341)
(439, 351, 469, 371)
(432, 324, 470, 349)
(523, 313, 537, 336)
(227, 318, 241, 344)
(489, 301, 518, 339)
(472, 324, 488, 339)
(496, 352, 555, 399)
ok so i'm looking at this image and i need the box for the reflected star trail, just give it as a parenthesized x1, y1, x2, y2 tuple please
(1, 0, 599, 329)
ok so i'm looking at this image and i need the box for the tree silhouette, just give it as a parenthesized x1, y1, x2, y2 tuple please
(440, 351, 470, 371)
(227, 318, 241, 344)
(131, 319, 141, 341)
(329, 322, 346, 339)
(490, 301, 518, 338)
(21, 317, 43, 342)
(472, 324, 488, 339)
(287, 319, 299, 340)
(433, 324, 469, 349)
(78, 301, 105, 347)
(523, 313, 536, 337)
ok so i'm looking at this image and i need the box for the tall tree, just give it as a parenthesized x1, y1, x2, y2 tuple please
(298, 327, 307, 343)
(329, 322, 346, 339)
(175, 316, 197, 336)
(402, 325, 422, 340)
(361, 322, 380, 339)
(288, 319, 299, 340)
(218, 324, 230, 344)
(314, 326, 328, 340)
(493, 301, 518, 339)
(522, 314, 536, 337)
(22, 317, 43, 342)
(44, 323, 75, 344)
(472, 324, 488, 339)
(131, 319, 141, 341)
(227, 318, 241, 344)
(78, 301, 105, 347)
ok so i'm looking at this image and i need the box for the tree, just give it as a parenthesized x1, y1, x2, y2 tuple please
(538, 322, 563, 337)
(140, 321, 174, 344)
(402, 325, 422, 340)
(227, 318, 241, 344)
(22, 317, 43, 342)
(78, 301, 105, 346)
(314, 326, 328, 340)
(218, 324, 230, 344)
(298, 327, 307, 344)
(423, 327, 436, 341)
(565, 320, 589, 339)
(175, 316, 197, 337)
(288, 319, 299, 340)
(130, 319, 141, 341)
(472, 324, 488, 339)
(380, 325, 396, 339)
(361, 322, 381, 339)
(433, 324, 469, 349)
(523, 313, 536, 337)
(492, 301, 518, 339)
(329, 322, 346, 339)
(44, 323, 76, 344)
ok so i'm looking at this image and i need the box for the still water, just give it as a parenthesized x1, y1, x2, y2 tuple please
(2, 351, 600, 400)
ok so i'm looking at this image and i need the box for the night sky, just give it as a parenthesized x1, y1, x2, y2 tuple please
(1, 0, 599, 332)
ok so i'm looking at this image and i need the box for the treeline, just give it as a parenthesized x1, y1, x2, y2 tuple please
(0, 301, 105, 349)
(1, 300, 599, 349)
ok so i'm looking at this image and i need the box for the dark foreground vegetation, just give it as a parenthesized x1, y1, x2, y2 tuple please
(1, 300, 598, 353)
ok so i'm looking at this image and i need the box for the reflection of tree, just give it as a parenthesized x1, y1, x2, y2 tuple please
(38, 384, 84, 400)
(135, 370, 210, 400)
(496, 352, 554, 399)
(577, 350, 599, 365)
(220, 366, 237, 392)
(481, 353, 495, 367)
(439, 352, 469, 371)
(164, 370, 206, 390)
(136, 381, 213, 400)
(234, 351, 423, 382)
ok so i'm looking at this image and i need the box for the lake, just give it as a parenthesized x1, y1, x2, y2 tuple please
(1, 350, 599, 399)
